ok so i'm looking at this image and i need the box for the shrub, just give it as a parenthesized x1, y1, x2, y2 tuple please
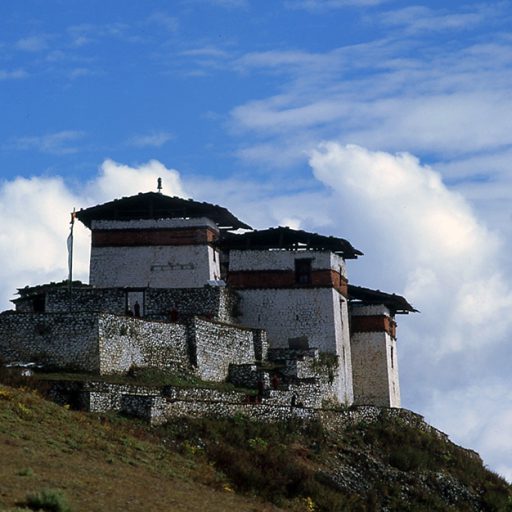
(388, 446, 428, 472)
(24, 489, 71, 512)
(17, 467, 34, 477)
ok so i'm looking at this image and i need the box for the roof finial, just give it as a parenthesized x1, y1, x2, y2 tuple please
(157, 177, 162, 194)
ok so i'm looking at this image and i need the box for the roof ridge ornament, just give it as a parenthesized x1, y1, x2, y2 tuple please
(157, 177, 162, 194)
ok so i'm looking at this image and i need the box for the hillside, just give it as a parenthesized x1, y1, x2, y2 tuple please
(0, 383, 511, 512)
(0, 384, 279, 512)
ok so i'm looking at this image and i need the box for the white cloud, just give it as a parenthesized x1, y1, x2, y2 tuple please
(433, 149, 512, 238)
(228, 8, 512, 177)
(66, 22, 140, 47)
(380, 5, 487, 34)
(202, 0, 248, 8)
(180, 46, 230, 59)
(69, 67, 94, 79)
(236, 49, 336, 71)
(309, 143, 509, 349)
(86, 159, 186, 205)
(232, 95, 353, 132)
(346, 92, 512, 156)
(15, 35, 49, 52)
(423, 383, 512, 482)
(0, 160, 187, 310)
(67, 25, 94, 47)
(0, 175, 86, 308)
(147, 11, 179, 33)
(308, 142, 512, 479)
(0, 69, 28, 80)
(127, 131, 174, 148)
(5, 131, 85, 155)
(180, 0, 248, 9)
(286, 0, 388, 10)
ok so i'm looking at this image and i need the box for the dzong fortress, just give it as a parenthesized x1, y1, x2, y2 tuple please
(0, 184, 416, 421)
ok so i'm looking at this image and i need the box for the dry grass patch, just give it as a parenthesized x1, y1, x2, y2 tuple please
(0, 384, 280, 512)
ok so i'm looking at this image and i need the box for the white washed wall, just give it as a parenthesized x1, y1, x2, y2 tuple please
(90, 244, 220, 288)
(350, 304, 390, 316)
(351, 330, 400, 408)
(229, 250, 346, 274)
(236, 288, 335, 350)
(334, 294, 354, 403)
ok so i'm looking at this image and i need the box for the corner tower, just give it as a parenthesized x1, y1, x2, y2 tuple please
(348, 285, 417, 408)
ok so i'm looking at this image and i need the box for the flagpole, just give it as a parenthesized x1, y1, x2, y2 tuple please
(68, 208, 76, 312)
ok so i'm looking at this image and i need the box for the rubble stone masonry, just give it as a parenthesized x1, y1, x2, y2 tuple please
(189, 317, 259, 381)
(0, 312, 100, 372)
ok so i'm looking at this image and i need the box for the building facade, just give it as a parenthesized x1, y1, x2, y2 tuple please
(0, 190, 416, 408)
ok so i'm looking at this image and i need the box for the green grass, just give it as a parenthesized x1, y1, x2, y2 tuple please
(27, 367, 256, 394)
(1, 380, 511, 512)
(24, 489, 71, 512)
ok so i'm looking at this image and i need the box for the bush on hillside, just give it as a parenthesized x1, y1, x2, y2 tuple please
(24, 489, 71, 512)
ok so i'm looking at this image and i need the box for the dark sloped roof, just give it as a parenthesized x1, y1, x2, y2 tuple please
(76, 192, 251, 230)
(13, 281, 91, 301)
(217, 226, 363, 259)
(348, 284, 418, 314)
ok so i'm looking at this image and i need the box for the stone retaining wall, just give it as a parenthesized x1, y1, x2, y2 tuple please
(0, 312, 100, 372)
(42, 377, 478, 465)
(98, 315, 190, 374)
(190, 317, 258, 381)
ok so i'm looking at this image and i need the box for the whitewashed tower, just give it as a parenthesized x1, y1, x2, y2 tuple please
(219, 227, 363, 404)
(76, 191, 250, 290)
(348, 285, 417, 408)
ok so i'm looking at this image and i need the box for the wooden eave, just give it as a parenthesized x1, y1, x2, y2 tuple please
(348, 284, 418, 314)
(217, 226, 363, 259)
(76, 192, 251, 231)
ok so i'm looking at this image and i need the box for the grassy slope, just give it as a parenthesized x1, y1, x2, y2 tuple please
(0, 384, 280, 512)
(1, 383, 511, 512)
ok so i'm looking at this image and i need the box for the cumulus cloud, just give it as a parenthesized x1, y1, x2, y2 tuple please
(310, 143, 509, 351)
(0, 175, 86, 307)
(85, 159, 186, 204)
(308, 142, 512, 479)
(0, 160, 187, 310)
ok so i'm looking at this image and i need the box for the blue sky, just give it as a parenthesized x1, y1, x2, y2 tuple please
(2, 0, 512, 480)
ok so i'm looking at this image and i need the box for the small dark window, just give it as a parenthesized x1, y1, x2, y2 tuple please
(295, 259, 312, 285)
(33, 295, 45, 313)
(391, 346, 394, 368)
